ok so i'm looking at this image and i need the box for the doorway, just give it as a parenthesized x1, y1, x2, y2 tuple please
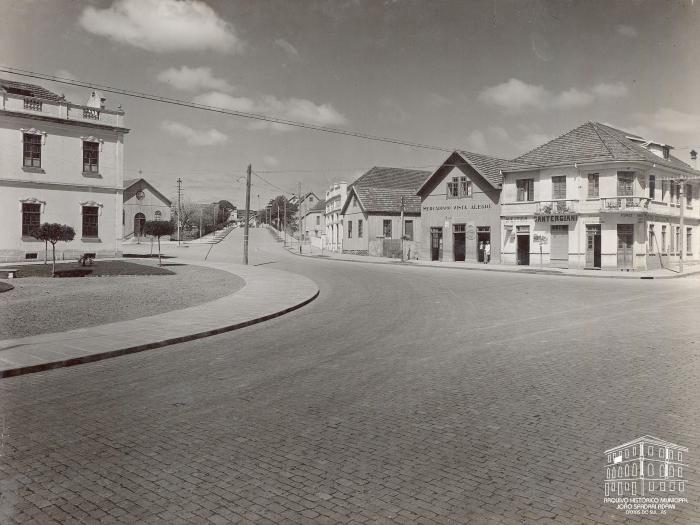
(517, 234, 530, 265)
(134, 212, 146, 238)
(617, 224, 634, 270)
(430, 227, 443, 261)
(585, 224, 601, 268)
(477, 227, 491, 262)
(550, 225, 569, 268)
(453, 224, 466, 262)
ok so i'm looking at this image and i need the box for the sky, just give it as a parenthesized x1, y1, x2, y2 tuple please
(2, 0, 700, 207)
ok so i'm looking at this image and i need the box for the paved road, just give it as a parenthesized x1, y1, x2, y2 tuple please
(1, 229, 699, 524)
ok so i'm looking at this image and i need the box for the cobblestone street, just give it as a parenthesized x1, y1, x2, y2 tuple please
(1, 230, 699, 524)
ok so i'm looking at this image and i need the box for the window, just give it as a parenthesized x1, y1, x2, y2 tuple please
(588, 174, 599, 198)
(516, 179, 534, 202)
(552, 176, 566, 200)
(607, 454, 612, 463)
(670, 482, 675, 491)
(676, 227, 681, 255)
(611, 468, 616, 479)
(678, 467, 683, 477)
(347, 220, 353, 239)
(625, 449, 629, 458)
(669, 450, 674, 460)
(633, 446, 637, 456)
(83, 141, 99, 173)
(660, 482, 666, 492)
(358, 219, 363, 238)
(686, 184, 692, 206)
(678, 452, 683, 461)
(23, 133, 41, 168)
(648, 225, 655, 252)
(460, 177, 472, 197)
(404, 220, 414, 241)
(154, 210, 162, 220)
(670, 466, 674, 477)
(648, 446, 653, 456)
(21, 203, 41, 236)
(649, 175, 656, 199)
(679, 482, 685, 492)
(607, 468, 610, 478)
(447, 176, 459, 198)
(632, 463, 637, 476)
(649, 482, 654, 491)
(687, 228, 692, 255)
(618, 466, 622, 477)
(625, 465, 629, 476)
(383, 219, 392, 238)
(82, 206, 99, 238)
(447, 176, 472, 198)
(660, 448, 665, 458)
(662, 180, 668, 201)
(648, 464, 654, 476)
(316, 216, 320, 225)
(617, 171, 634, 196)
(662, 226, 667, 254)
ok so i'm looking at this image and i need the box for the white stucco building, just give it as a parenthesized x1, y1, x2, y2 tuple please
(0, 79, 128, 262)
(500, 122, 700, 270)
(324, 182, 347, 252)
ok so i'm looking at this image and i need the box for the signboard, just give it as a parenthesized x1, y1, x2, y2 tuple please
(466, 222, 476, 240)
(423, 203, 492, 212)
(534, 214, 578, 223)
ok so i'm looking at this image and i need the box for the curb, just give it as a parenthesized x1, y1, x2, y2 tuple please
(0, 263, 319, 379)
(284, 247, 700, 280)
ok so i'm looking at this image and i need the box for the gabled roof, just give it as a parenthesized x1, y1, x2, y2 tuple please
(341, 167, 431, 215)
(0, 78, 64, 103)
(417, 150, 531, 196)
(305, 198, 326, 215)
(512, 121, 697, 175)
(123, 178, 172, 206)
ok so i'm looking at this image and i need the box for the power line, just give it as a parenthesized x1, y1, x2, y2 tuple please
(0, 65, 454, 153)
(251, 170, 295, 195)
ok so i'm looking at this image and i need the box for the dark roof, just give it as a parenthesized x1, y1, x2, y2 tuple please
(352, 186, 422, 214)
(455, 150, 534, 186)
(341, 167, 431, 215)
(350, 166, 431, 190)
(306, 198, 326, 214)
(513, 121, 697, 174)
(123, 178, 172, 206)
(0, 78, 64, 102)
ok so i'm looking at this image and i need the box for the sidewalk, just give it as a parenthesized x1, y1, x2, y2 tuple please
(0, 258, 318, 378)
(283, 238, 700, 280)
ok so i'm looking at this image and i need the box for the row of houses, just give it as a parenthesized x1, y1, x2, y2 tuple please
(304, 122, 700, 271)
(0, 78, 175, 262)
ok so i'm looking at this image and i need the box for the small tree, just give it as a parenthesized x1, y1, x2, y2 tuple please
(31, 223, 75, 277)
(143, 220, 174, 266)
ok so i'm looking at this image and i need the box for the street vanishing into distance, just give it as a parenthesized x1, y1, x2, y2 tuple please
(1, 229, 699, 524)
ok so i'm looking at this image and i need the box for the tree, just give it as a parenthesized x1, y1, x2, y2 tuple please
(30, 223, 76, 277)
(171, 198, 199, 238)
(217, 200, 235, 226)
(143, 220, 174, 266)
(267, 195, 298, 232)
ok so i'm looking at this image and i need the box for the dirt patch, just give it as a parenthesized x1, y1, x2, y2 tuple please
(0, 263, 244, 339)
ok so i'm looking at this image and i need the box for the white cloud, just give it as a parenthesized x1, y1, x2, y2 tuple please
(488, 125, 510, 141)
(79, 0, 243, 53)
(161, 120, 228, 146)
(515, 132, 554, 154)
(592, 81, 628, 98)
(427, 92, 451, 108)
(479, 78, 629, 113)
(274, 38, 300, 59)
(464, 130, 487, 152)
(157, 66, 233, 92)
(478, 78, 549, 112)
(193, 91, 347, 128)
(616, 25, 638, 38)
(56, 69, 78, 81)
(645, 108, 700, 134)
(263, 155, 280, 167)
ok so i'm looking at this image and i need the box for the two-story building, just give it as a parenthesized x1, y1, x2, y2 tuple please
(341, 167, 430, 258)
(0, 79, 128, 263)
(324, 182, 347, 252)
(304, 198, 325, 244)
(500, 122, 700, 270)
(417, 150, 524, 263)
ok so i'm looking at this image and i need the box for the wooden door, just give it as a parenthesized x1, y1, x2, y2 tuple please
(617, 224, 634, 270)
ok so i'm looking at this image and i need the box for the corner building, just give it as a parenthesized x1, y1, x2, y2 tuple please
(417, 151, 521, 263)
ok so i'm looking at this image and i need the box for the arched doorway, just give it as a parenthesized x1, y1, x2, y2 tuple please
(134, 213, 146, 238)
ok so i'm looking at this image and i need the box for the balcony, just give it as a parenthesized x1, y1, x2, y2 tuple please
(535, 200, 578, 215)
(600, 197, 650, 212)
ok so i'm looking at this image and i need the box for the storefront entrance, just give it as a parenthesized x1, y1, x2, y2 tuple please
(585, 224, 601, 269)
(453, 224, 466, 262)
(550, 225, 569, 268)
(517, 226, 530, 265)
(477, 227, 490, 262)
(430, 227, 443, 261)
(617, 224, 634, 270)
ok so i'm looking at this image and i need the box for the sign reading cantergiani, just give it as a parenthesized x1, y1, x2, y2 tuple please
(423, 204, 492, 212)
(534, 213, 577, 223)
(603, 435, 688, 517)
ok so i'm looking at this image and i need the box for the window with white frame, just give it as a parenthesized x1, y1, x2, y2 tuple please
(588, 173, 599, 198)
(82, 206, 99, 238)
(21, 203, 41, 236)
(83, 141, 99, 173)
(23, 133, 42, 168)
(516, 179, 534, 202)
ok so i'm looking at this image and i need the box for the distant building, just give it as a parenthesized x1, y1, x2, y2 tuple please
(604, 435, 687, 497)
(324, 183, 348, 252)
(304, 198, 325, 241)
(123, 178, 171, 239)
(341, 167, 430, 258)
(0, 79, 128, 262)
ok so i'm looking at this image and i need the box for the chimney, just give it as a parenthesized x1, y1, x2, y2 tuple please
(691, 149, 697, 169)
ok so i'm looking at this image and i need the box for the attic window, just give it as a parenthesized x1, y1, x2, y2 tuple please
(662, 146, 670, 160)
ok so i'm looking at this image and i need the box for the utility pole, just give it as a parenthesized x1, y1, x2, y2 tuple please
(400, 196, 405, 262)
(199, 206, 203, 238)
(257, 194, 260, 227)
(176, 177, 182, 246)
(243, 164, 252, 265)
(298, 181, 302, 246)
(283, 197, 287, 246)
(679, 177, 685, 273)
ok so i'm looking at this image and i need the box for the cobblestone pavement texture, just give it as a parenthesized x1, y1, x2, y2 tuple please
(0, 263, 244, 339)
(0, 229, 698, 524)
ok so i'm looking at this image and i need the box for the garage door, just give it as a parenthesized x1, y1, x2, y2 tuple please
(550, 225, 569, 268)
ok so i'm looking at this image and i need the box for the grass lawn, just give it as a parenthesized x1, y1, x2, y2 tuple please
(0, 260, 174, 278)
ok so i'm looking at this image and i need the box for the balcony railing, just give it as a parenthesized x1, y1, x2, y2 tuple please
(600, 197, 650, 212)
(82, 108, 100, 120)
(23, 98, 42, 111)
(535, 200, 578, 215)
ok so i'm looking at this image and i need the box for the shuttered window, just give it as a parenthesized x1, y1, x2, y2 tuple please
(617, 172, 634, 196)
(516, 179, 534, 201)
(552, 176, 566, 200)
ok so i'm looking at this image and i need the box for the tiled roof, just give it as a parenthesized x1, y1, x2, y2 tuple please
(513, 121, 697, 174)
(123, 179, 139, 189)
(455, 150, 534, 186)
(0, 78, 64, 103)
(353, 186, 422, 214)
(307, 199, 326, 214)
(351, 166, 431, 191)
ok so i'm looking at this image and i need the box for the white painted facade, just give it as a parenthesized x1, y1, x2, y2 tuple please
(0, 84, 128, 262)
(500, 162, 700, 270)
(324, 182, 347, 252)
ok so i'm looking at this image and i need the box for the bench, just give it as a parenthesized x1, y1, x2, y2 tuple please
(78, 252, 96, 266)
(0, 268, 19, 279)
